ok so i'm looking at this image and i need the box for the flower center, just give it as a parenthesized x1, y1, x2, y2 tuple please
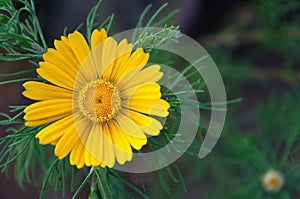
(262, 170, 284, 192)
(78, 79, 121, 123)
(268, 178, 279, 187)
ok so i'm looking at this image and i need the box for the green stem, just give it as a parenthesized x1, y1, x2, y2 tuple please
(95, 167, 108, 199)
(72, 168, 95, 199)
(29, 0, 47, 50)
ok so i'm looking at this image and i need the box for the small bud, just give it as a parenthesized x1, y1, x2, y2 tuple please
(262, 170, 284, 192)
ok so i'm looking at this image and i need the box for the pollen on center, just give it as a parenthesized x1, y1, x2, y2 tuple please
(78, 78, 121, 123)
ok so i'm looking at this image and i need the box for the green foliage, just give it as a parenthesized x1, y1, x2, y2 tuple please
(190, 0, 300, 195)
(135, 25, 181, 52)
(220, 96, 300, 199)
(85, 0, 114, 44)
(132, 2, 180, 51)
(0, 0, 46, 60)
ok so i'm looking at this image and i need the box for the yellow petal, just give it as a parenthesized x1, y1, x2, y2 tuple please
(91, 28, 107, 49)
(70, 117, 93, 168)
(121, 82, 161, 100)
(124, 99, 170, 117)
(114, 111, 146, 150)
(88, 44, 104, 80)
(129, 110, 163, 136)
(109, 121, 132, 164)
(118, 64, 163, 92)
(85, 124, 104, 166)
(35, 115, 74, 144)
(109, 39, 133, 82)
(54, 36, 81, 71)
(42, 48, 78, 79)
(54, 37, 88, 86)
(68, 31, 91, 64)
(115, 110, 146, 139)
(25, 118, 67, 127)
(102, 123, 115, 168)
(125, 134, 147, 151)
(70, 141, 85, 169)
(115, 65, 144, 86)
(24, 99, 72, 126)
(85, 150, 102, 167)
(114, 48, 149, 82)
(88, 29, 109, 79)
(23, 81, 72, 101)
(54, 123, 79, 159)
(37, 62, 75, 90)
(72, 117, 91, 148)
(123, 48, 149, 70)
(50, 139, 59, 145)
(101, 37, 118, 79)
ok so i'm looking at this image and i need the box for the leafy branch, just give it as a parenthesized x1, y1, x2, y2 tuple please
(0, 0, 47, 61)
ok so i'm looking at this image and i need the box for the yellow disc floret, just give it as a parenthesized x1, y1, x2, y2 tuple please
(78, 78, 121, 123)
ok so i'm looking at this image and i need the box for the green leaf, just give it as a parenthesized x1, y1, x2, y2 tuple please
(40, 159, 59, 199)
(86, 0, 103, 45)
(158, 170, 171, 194)
(72, 168, 95, 199)
(95, 168, 108, 199)
(173, 164, 187, 193)
(109, 170, 149, 199)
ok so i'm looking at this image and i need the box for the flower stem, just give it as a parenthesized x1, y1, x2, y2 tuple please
(95, 168, 109, 199)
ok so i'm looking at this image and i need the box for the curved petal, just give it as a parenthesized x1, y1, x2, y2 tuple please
(109, 39, 133, 82)
(125, 134, 147, 151)
(115, 111, 147, 150)
(84, 123, 104, 166)
(37, 62, 75, 90)
(113, 48, 149, 83)
(121, 82, 161, 100)
(76, 51, 99, 84)
(124, 99, 170, 117)
(129, 110, 163, 136)
(109, 121, 132, 164)
(115, 110, 146, 139)
(88, 29, 108, 80)
(23, 81, 72, 101)
(91, 28, 107, 49)
(24, 99, 72, 126)
(54, 37, 87, 86)
(68, 31, 91, 65)
(35, 115, 74, 144)
(101, 37, 118, 79)
(115, 65, 144, 87)
(54, 123, 79, 159)
(85, 149, 103, 167)
(102, 123, 115, 168)
(42, 48, 78, 79)
(117, 64, 163, 92)
(70, 140, 85, 169)
(54, 36, 81, 71)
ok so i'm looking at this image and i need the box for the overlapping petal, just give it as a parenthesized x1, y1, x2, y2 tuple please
(23, 81, 73, 101)
(24, 99, 72, 126)
(23, 28, 170, 169)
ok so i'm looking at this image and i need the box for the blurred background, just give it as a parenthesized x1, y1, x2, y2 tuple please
(1, 0, 300, 198)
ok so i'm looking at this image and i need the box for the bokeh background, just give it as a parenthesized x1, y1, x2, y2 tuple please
(1, 0, 300, 198)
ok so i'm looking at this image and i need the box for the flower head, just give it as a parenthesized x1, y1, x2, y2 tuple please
(262, 170, 284, 192)
(23, 29, 170, 168)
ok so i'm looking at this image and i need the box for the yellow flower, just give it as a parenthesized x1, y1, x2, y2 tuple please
(22, 29, 170, 168)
